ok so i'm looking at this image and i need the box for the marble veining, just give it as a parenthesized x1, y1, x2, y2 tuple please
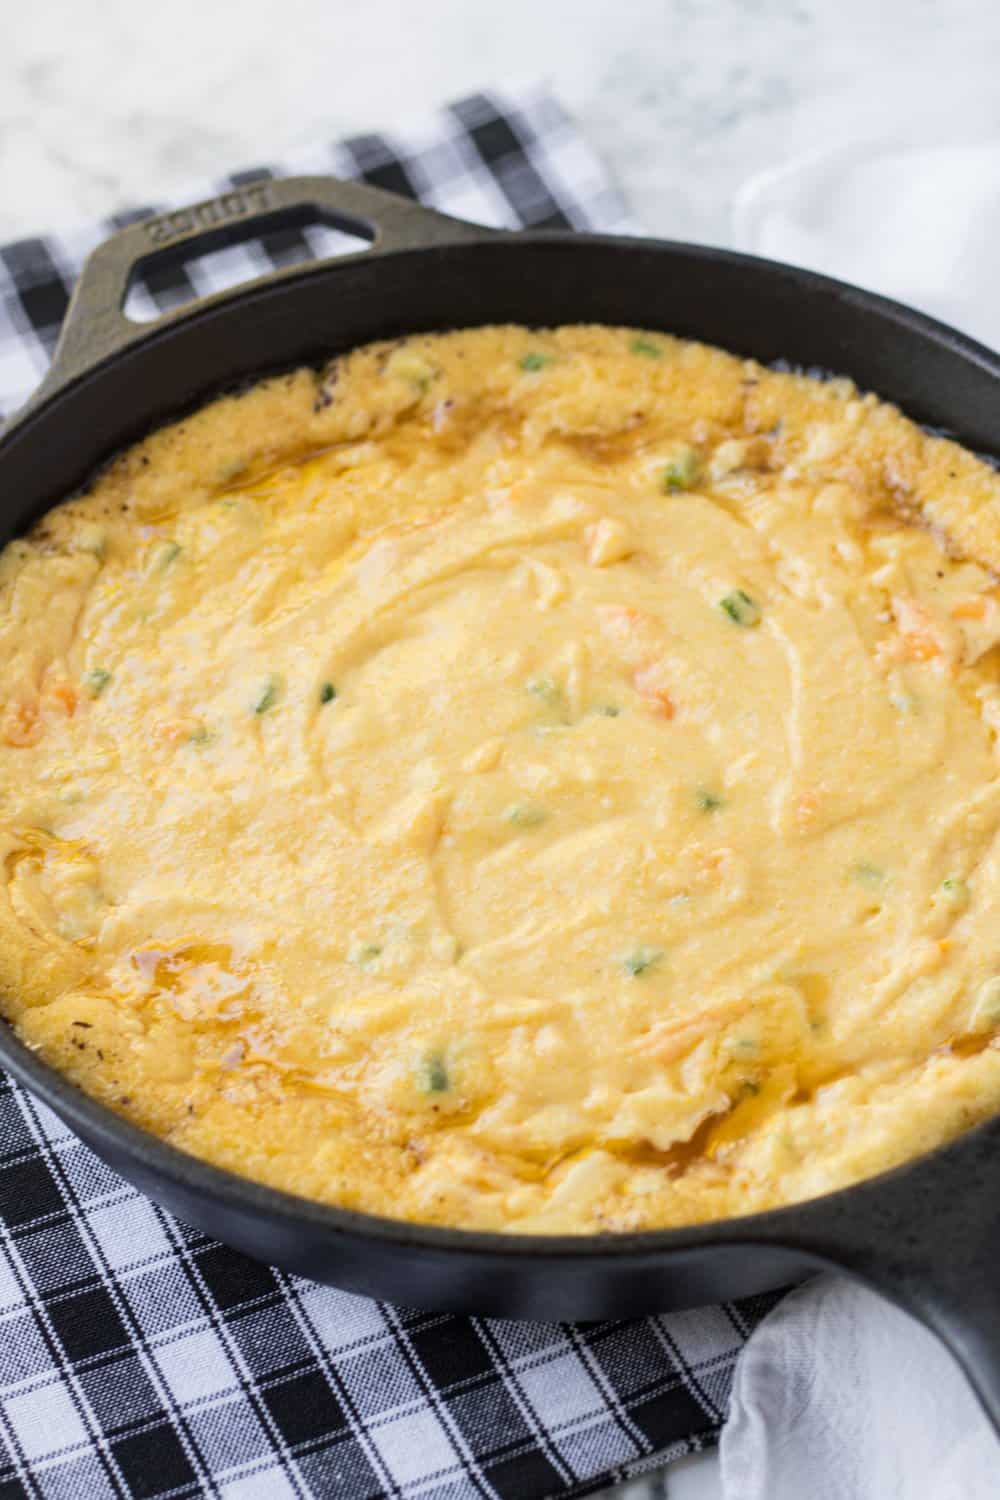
(3, 0, 1000, 247)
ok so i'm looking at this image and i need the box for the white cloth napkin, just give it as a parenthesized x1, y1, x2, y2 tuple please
(719, 1278, 997, 1499)
(733, 138, 1000, 354)
(721, 137, 1000, 1499)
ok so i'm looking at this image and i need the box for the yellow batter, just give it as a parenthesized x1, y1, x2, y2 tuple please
(3, 323, 1000, 1234)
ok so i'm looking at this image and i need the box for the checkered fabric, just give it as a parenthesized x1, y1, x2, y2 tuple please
(0, 87, 783, 1499)
(0, 87, 634, 418)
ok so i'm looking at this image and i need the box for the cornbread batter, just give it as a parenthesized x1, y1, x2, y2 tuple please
(2, 324, 1000, 1233)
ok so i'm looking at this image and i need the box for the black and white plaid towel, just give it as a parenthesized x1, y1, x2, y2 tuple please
(0, 87, 782, 1500)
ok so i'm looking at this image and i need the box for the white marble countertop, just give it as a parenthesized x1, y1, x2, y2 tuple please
(6, 0, 1000, 248)
(4, 3, 1000, 1495)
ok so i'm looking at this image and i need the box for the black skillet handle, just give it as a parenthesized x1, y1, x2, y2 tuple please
(770, 1116, 1000, 1435)
(31, 176, 490, 409)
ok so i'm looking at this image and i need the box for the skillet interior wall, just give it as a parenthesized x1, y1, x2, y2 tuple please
(4, 236, 1000, 548)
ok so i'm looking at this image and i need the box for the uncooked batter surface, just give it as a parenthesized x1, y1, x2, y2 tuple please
(3, 324, 1000, 1233)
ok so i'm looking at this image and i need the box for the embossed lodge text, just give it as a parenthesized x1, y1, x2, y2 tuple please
(144, 186, 273, 246)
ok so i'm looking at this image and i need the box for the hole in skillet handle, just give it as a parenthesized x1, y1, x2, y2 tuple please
(122, 197, 375, 323)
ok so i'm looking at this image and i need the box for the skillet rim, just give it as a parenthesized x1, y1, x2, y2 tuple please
(3, 225, 1000, 1261)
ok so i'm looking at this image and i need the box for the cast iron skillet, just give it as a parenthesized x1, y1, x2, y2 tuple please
(3, 175, 1000, 1430)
